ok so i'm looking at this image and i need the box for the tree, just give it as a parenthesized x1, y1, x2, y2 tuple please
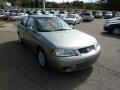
(72, 0, 84, 9)
(100, 0, 120, 11)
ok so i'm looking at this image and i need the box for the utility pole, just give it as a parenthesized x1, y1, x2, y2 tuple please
(39, 0, 46, 11)
(43, 0, 46, 11)
(63, 0, 64, 9)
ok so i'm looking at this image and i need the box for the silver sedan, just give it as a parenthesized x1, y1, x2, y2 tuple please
(17, 15, 101, 72)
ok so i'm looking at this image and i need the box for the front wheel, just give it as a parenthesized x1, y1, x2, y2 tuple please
(37, 49, 47, 68)
(113, 28, 120, 35)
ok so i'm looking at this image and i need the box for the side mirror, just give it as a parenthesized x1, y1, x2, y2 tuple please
(27, 26, 34, 31)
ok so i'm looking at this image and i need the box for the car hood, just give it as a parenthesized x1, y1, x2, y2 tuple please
(83, 15, 91, 18)
(105, 14, 112, 16)
(38, 30, 97, 49)
(108, 17, 120, 21)
(96, 13, 102, 16)
(106, 17, 120, 24)
(63, 18, 76, 21)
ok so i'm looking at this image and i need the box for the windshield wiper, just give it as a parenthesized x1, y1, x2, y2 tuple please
(54, 29, 71, 31)
(38, 30, 54, 32)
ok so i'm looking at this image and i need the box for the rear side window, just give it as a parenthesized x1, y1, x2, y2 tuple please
(20, 17, 28, 26)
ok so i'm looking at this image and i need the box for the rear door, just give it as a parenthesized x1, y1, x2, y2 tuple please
(23, 17, 38, 49)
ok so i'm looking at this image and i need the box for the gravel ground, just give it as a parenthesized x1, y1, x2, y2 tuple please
(0, 19, 120, 90)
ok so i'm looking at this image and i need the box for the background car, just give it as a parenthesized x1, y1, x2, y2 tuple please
(104, 11, 113, 19)
(33, 10, 42, 15)
(63, 14, 81, 25)
(57, 14, 67, 19)
(17, 13, 28, 20)
(95, 11, 103, 18)
(104, 17, 120, 35)
(8, 13, 18, 21)
(82, 12, 94, 22)
(17, 15, 101, 72)
(115, 12, 120, 17)
(2, 12, 11, 20)
(0, 12, 4, 20)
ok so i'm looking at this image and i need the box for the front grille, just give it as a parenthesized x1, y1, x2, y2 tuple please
(78, 45, 95, 53)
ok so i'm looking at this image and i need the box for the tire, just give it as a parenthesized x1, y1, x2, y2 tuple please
(113, 28, 120, 35)
(37, 49, 47, 68)
(18, 33, 24, 44)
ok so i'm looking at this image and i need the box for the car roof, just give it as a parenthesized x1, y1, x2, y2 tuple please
(29, 15, 56, 18)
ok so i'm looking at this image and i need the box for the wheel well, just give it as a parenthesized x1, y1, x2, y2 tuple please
(36, 46, 45, 54)
(36, 46, 47, 63)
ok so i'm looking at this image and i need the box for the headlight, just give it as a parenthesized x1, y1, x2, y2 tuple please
(50, 49, 78, 57)
(94, 42, 99, 49)
(105, 21, 110, 27)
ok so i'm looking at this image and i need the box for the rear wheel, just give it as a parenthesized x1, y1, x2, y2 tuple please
(113, 28, 120, 35)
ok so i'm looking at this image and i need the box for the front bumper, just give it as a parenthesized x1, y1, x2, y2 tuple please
(83, 18, 92, 21)
(95, 15, 102, 18)
(47, 45, 101, 72)
(104, 25, 114, 32)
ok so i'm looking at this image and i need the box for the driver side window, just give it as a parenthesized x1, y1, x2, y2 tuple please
(26, 17, 35, 30)
(20, 17, 28, 26)
(26, 17, 34, 27)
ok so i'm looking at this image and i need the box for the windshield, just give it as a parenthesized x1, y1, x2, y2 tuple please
(84, 13, 90, 15)
(66, 15, 76, 18)
(115, 13, 120, 17)
(96, 12, 102, 14)
(106, 12, 112, 14)
(36, 17, 72, 32)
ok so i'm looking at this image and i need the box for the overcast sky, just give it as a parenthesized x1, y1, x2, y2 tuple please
(47, 0, 96, 3)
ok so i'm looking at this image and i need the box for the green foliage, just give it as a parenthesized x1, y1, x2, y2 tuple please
(72, 1, 84, 8)
(5, 0, 120, 11)
(0, 3, 4, 9)
(107, 0, 120, 11)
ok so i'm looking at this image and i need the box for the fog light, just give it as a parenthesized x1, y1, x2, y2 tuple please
(63, 67, 72, 72)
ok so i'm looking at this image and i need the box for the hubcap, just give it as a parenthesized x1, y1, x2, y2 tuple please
(38, 51, 45, 67)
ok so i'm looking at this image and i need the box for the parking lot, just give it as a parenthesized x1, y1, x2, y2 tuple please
(0, 19, 120, 90)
